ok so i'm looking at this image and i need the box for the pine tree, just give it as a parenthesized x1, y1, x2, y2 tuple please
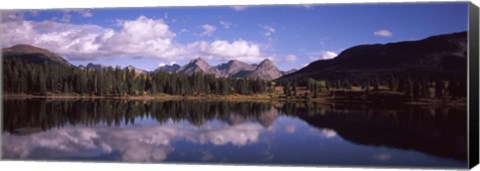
(293, 82, 298, 97)
(435, 79, 444, 98)
(63, 81, 69, 93)
(284, 82, 291, 97)
(38, 71, 47, 95)
(313, 82, 319, 98)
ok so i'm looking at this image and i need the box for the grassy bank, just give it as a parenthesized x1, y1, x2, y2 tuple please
(3, 91, 466, 106)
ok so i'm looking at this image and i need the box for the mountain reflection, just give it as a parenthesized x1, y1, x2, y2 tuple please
(2, 99, 466, 164)
(278, 102, 467, 161)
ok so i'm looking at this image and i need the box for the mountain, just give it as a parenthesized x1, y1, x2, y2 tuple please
(3, 44, 289, 80)
(243, 59, 284, 80)
(177, 58, 221, 76)
(78, 63, 106, 70)
(2, 44, 72, 67)
(170, 58, 286, 80)
(126, 65, 147, 74)
(280, 31, 467, 81)
(282, 68, 298, 75)
(154, 64, 181, 73)
(216, 60, 257, 77)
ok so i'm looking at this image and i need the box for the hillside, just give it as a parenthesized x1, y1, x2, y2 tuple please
(279, 31, 467, 81)
(2, 44, 73, 67)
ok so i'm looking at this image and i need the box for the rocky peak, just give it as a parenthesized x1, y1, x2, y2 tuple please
(125, 65, 147, 74)
(178, 57, 219, 76)
(258, 58, 273, 66)
(154, 63, 181, 73)
(248, 58, 283, 80)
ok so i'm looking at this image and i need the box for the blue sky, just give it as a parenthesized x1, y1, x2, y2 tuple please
(1, 2, 468, 71)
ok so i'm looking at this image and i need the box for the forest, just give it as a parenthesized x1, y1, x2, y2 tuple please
(279, 75, 467, 101)
(3, 57, 467, 103)
(2, 58, 273, 96)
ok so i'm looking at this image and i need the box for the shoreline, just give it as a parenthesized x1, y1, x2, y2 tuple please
(2, 93, 467, 106)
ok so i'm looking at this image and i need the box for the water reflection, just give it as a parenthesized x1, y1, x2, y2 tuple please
(279, 103, 467, 162)
(3, 100, 273, 131)
(2, 99, 467, 167)
(3, 122, 265, 162)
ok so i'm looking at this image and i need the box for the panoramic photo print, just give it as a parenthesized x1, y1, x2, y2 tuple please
(1, 2, 470, 169)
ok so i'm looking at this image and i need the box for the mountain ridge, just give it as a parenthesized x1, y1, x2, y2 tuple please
(160, 58, 288, 80)
(280, 31, 467, 81)
(2, 44, 73, 67)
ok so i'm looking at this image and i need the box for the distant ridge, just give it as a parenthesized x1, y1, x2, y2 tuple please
(243, 59, 284, 80)
(2, 44, 73, 67)
(1, 44, 296, 80)
(177, 58, 221, 76)
(279, 31, 467, 81)
(216, 60, 257, 77)
(159, 58, 290, 80)
(154, 64, 181, 73)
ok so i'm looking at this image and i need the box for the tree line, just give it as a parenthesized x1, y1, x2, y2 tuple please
(279, 74, 467, 100)
(3, 59, 274, 96)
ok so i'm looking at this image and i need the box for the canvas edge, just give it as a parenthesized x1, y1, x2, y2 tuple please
(468, 1, 480, 169)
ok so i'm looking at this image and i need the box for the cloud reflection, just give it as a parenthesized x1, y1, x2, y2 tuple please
(2, 122, 263, 162)
(320, 129, 337, 139)
(373, 153, 392, 161)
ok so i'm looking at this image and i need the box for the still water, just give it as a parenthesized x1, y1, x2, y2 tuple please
(1, 99, 467, 168)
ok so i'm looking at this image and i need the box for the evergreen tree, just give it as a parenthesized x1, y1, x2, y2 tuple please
(38, 71, 47, 95)
(284, 82, 291, 97)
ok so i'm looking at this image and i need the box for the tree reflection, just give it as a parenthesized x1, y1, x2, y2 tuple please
(2, 99, 467, 163)
(3, 99, 273, 132)
(278, 102, 467, 162)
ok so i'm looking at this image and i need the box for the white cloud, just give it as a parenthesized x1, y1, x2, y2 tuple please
(260, 25, 276, 38)
(60, 12, 71, 22)
(77, 10, 93, 17)
(1, 13, 272, 64)
(2, 15, 177, 60)
(374, 29, 393, 37)
(200, 24, 216, 37)
(308, 51, 338, 61)
(29, 10, 39, 17)
(1, 11, 22, 22)
(59, 10, 93, 22)
(163, 12, 168, 19)
(219, 21, 231, 29)
(187, 39, 268, 63)
(321, 51, 338, 59)
(298, 4, 314, 9)
(285, 54, 297, 62)
(159, 61, 177, 67)
(230, 6, 247, 11)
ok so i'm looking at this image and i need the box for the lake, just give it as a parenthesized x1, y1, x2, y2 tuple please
(1, 99, 467, 168)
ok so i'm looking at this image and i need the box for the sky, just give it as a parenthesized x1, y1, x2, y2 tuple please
(0, 2, 469, 71)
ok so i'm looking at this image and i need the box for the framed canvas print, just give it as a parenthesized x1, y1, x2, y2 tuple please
(1, 1, 479, 170)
